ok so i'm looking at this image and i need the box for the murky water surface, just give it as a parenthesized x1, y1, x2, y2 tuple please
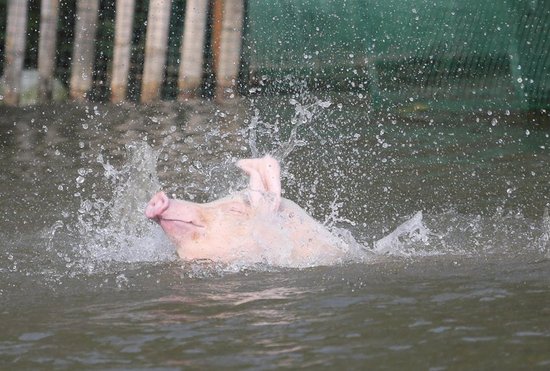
(1, 95, 549, 369)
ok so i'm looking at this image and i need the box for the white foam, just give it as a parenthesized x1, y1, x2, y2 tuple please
(373, 211, 432, 256)
(540, 207, 550, 256)
(76, 142, 176, 265)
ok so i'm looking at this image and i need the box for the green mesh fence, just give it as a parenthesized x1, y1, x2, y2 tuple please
(246, 0, 550, 111)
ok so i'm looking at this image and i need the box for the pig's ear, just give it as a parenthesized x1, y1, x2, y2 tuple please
(237, 155, 281, 212)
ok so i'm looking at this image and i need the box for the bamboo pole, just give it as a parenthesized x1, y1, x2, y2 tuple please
(177, 0, 209, 100)
(37, 0, 59, 103)
(3, 0, 28, 106)
(69, 0, 100, 101)
(213, 0, 244, 100)
(140, 0, 172, 104)
(110, 0, 135, 103)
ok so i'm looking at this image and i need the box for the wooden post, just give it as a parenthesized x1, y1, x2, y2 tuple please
(3, 0, 28, 106)
(177, 0, 209, 100)
(110, 0, 135, 103)
(69, 0, 99, 101)
(210, 0, 223, 95)
(140, 0, 172, 103)
(37, 0, 59, 103)
(212, 0, 244, 100)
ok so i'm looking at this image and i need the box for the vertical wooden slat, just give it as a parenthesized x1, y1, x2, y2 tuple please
(110, 0, 135, 103)
(140, 0, 172, 104)
(177, 0, 209, 100)
(3, 0, 28, 106)
(211, 0, 223, 88)
(213, 0, 244, 100)
(37, 0, 60, 103)
(69, 0, 99, 101)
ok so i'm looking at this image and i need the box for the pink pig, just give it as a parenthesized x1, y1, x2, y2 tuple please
(145, 155, 348, 267)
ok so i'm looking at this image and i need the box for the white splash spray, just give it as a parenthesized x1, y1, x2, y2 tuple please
(76, 142, 175, 265)
(373, 211, 432, 256)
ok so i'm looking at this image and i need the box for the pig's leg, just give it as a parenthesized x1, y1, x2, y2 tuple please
(237, 155, 281, 212)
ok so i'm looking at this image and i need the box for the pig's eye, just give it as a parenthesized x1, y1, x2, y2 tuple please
(223, 201, 249, 216)
(230, 207, 245, 215)
(229, 204, 248, 215)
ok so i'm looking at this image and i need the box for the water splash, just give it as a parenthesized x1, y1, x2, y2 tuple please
(274, 98, 332, 160)
(368, 208, 550, 259)
(246, 108, 261, 158)
(44, 99, 549, 274)
(539, 207, 550, 256)
(244, 94, 333, 162)
(373, 212, 432, 256)
(323, 191, 357, 228)
(74, 142, 175, 267)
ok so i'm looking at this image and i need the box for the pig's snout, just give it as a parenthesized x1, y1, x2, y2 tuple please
(145, 192, 170, 220)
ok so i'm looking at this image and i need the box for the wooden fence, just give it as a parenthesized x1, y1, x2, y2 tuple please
(1, 0, 244, 106)
(5, 0, 547, 110)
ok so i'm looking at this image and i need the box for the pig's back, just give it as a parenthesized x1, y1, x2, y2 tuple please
(278, 198, 347, 266)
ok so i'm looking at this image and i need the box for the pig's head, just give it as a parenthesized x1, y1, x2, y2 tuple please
(145, 155, 282, 262)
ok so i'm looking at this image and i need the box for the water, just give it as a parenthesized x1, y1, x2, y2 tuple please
(1, 96, 549, 369)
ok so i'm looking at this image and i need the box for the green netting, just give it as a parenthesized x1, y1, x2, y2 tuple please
(246, 0, 550, 111)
